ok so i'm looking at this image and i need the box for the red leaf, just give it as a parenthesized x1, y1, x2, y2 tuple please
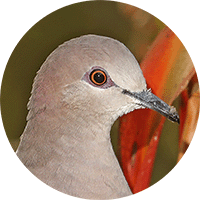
(179, 89, 189, 147)
(178, 75, 200, 161)
(119, 27, 195, 193)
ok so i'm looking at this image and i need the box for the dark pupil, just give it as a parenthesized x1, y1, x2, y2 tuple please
(94, 72, 104, 83)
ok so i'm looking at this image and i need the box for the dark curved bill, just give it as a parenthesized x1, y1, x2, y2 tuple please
(122, 89, 180, 124)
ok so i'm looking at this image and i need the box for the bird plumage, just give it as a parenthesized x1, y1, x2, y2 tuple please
(16, 35, 179, 199)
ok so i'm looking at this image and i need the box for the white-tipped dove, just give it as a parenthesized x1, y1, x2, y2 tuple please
(16, 35, 179, 199)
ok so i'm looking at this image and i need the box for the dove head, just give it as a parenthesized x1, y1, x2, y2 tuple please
(27, 35, 179, 130)
(27, 35, 147, 124)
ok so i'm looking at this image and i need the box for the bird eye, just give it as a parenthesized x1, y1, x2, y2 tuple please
(90, 69, 107, 86)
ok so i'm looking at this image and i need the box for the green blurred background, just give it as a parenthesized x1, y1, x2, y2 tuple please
(1, 1, 178, 186)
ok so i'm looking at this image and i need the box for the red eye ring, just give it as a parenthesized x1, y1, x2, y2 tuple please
(90, 69, 107, 86)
